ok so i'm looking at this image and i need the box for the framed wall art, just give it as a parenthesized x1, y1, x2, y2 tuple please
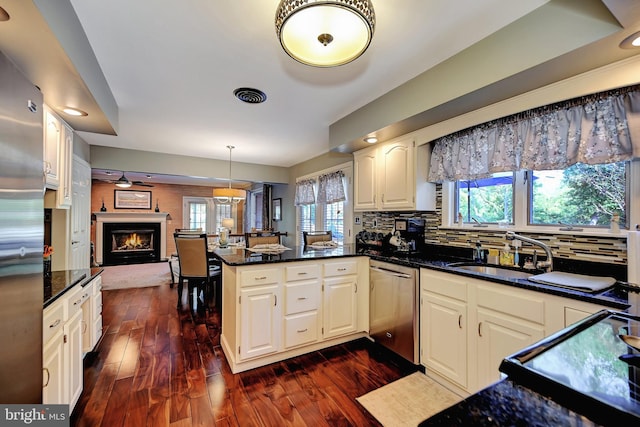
(114, 190, 152, 209)
(272, 198, 282, 221)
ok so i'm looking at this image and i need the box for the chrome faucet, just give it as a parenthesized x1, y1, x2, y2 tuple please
(505, 231, 553, 272)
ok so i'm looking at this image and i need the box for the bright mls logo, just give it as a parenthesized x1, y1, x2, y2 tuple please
(0, 405, 68, 426)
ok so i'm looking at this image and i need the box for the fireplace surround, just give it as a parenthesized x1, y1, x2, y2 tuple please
(94, 212, 167, 266)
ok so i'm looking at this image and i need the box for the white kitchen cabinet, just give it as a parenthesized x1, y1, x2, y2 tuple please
(240, 285, 281, 360)
(82, 275, 103, 355)
(353, 135, 435, 211)
(284, 263, 321, 349)
(475, 307, 544, 387)
(43, 279, 91, 413)
(421, 271, 468, 389)
(56, 122, 73, 208)
(221, 257, 369, 373)
(70, 156, 91, 270)
(43, 302, 65, 405)
(353, 146, 378, 210)
(43, 106, 61, 189)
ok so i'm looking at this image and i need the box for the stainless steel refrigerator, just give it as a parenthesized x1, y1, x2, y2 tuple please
(0, 50, 44, 403)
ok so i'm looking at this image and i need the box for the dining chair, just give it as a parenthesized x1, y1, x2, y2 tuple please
(173, 232, 221, 310)
(303, 230, 332, 246)
(245, 231, 281, 248)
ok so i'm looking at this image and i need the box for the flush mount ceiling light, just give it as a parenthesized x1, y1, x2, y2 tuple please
(275, 0, 375, 67)
(213, 146, 246, 204)
(0, 6, 10, 21)
(62, 107, 88, 117)
(364, 136, 378, 144)
(620, 31, 640, 49)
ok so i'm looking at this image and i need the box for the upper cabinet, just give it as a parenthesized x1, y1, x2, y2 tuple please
(44, 106, 73, 208)
(353, 135, 435, 211)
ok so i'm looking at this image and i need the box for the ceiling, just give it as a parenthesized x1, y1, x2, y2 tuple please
(1, 0, 640, 187)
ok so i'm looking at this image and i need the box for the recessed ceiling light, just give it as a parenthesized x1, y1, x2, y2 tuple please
(619, 31, 640, 49)
(62, 107, 88, 116)
(364, 136, 378, 144)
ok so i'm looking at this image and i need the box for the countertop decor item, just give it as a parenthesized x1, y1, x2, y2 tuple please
(275, 0, 375, 67)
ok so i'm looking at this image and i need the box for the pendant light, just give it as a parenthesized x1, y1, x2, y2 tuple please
(213, 145, 246, 204)
(275, 0, 375, 67)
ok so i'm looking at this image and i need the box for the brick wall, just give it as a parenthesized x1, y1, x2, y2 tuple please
(91, 181, 244, 257)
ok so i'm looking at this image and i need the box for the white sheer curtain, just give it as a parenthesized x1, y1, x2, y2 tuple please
(428, 86, 640, 182)
(294, 179, 316, 205)
(316, 171, 346, 204)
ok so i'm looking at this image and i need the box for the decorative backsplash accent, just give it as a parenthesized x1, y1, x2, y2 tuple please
(359, 184, 628, 265)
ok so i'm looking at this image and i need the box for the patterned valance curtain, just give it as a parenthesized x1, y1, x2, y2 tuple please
(317, 171, 346, 204)
(428, 85, 640, 182)
(294, 179, 316, 206)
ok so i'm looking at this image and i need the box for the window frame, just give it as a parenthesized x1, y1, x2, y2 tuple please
(295, 162, 353, 246)
(182, 196, 240, 234)
(442, 159, 639, 236)
(454, 172, 516, 226)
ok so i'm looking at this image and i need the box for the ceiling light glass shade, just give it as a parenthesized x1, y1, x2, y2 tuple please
(115, 181, 132, 188)
(275, 0, 375, 67)
(213, 145, 246, 204)
(212, 187, 246, 204)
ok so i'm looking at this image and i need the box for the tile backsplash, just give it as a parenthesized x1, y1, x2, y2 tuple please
(360, 184, 628, 265)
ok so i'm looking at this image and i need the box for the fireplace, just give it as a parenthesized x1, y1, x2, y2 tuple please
(102, 222, 161, 266)
(94, 212, 168, 266)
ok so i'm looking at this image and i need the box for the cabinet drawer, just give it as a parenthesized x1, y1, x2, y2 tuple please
(324, 260, 358, 277)
(477, 284, 544, 324)
(66, 285, 85, 318)
(285, 263, 320, 281)
(421, 270, 467, 301)
(92, 291, 103, 316)
(240, 268, 281, 287)
(284, 312, 319, 348)
(285, 281, 320, 315)
(43, 302, 65, 344)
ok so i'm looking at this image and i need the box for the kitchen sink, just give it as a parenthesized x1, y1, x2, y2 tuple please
(448, 263, 534, 280)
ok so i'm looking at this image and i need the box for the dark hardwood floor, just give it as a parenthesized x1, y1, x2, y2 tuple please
(71, 281, 418, 426)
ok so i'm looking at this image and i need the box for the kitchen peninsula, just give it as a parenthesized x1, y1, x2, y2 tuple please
(212, 244, 370, 373)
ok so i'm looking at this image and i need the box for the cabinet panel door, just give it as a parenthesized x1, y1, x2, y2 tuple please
(43, 330, 65, 405)
(240, 286, 280, 360)
(380, 140, 414, 210)
(476, 308, 544, 390)
(70, 156, 91, 269)
(323, 276, 357, 339)
(354, 150, 377, 210)
(421, 292, 467, 388)
(44, 108, 60, 188)
(66, 309, 84, 412)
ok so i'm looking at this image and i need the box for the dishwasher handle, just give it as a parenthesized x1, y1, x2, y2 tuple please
(370, 266, 413, 279)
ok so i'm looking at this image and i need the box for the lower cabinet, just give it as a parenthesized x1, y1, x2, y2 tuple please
(222, 257, 368, 373)
(42, 275, 103, 412)
(420, 269, 605, 396)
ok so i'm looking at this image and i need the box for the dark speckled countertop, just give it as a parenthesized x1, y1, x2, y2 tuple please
(44, 267, 104, 308)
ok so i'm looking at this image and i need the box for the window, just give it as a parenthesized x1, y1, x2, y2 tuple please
(530, 162, 627, 227)
(295, 163, 353, 245)
(456, 172, 514, 224)
(447, 160, 633, 231)
(182, 197, 241, 234)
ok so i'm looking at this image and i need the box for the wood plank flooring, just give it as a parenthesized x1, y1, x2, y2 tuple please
(71, 281, 418, 426)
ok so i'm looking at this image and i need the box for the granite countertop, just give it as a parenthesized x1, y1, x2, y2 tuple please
(211, 243, 362, 266)
(44, 267, 104, 308)
(419, 379, 604, 426)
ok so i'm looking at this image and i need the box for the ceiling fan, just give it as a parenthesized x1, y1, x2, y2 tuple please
(97, 171, 154, 188)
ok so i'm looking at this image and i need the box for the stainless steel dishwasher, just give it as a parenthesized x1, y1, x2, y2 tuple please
(369, 260, 419, 363)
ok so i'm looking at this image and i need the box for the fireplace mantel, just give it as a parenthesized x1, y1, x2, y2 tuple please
(95, 212, 168, 264)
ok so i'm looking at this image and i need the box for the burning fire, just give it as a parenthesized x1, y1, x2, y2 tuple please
(121, 233, 144, 250)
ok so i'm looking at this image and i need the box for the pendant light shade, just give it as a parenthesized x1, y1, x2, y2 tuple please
(275, 0, 375, 67)
(213, 145, 246, 204)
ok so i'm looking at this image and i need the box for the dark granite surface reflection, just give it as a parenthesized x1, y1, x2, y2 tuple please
(211, 244, 362, 266)
(420, 379, 602, 426)
(44, 267, 103, 308)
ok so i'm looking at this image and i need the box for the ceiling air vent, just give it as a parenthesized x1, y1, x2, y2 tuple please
(233, 87, 267, 104)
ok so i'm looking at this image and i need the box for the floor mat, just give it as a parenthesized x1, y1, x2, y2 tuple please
(356, 372, 461, 427)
